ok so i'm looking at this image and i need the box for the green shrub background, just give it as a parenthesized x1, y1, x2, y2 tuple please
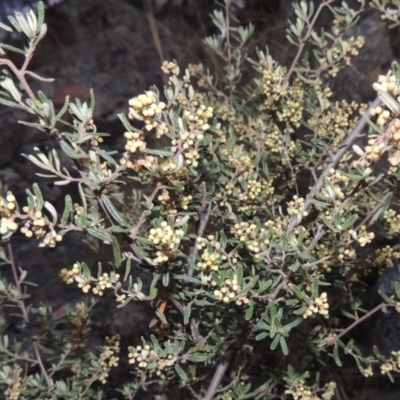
(2, 0, 400, 399)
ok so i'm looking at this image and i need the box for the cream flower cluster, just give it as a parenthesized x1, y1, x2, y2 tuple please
(0, 193, 62, 247)
(303, 292, 329, 319)
(97, 335, 120, 384)
(197, 249, 226, 272)
(0, 193, 18, 235)
(161, 60, 180, 76)
(148, 221, 184, 265)
(21, 207, 62, 246)
(128, 91, 166, 132)
(370, 74, 400, 125)
(348, 225, 375, 247)
(128, 344, 177, 377)
(287, 195, 308, 217)
(213, 275, 249, 305)
(60, 263, 120, 296)
(170, 104, 213, 168)
(261, 62, 287, 103)
(148, 222, 184, 249)
(284, 382, 318, 400)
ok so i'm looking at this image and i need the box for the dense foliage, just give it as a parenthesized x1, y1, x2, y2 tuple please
(2, 1, 400, 399)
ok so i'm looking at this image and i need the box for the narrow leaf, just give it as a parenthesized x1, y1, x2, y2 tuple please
(0, 43, 25, 54)
(183, 303, 191, 325)
(60, 140, 87, 159)
(101, 194, 129, 227)
(32, 183, 44, 209)
(87, 228, 111, 243)
(332, 344, 342, 366)
(61, 195, 73, 224)
(111, 235, 122, 267)
(25, 70, 54, 82)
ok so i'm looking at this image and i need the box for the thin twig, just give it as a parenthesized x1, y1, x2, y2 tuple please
(8, 242, 28, 321)
(143, 0, 166, 85)
(283, 0, 332, 85)
(256, 382, 277, 400)
(355, 191, 391, 231)
(20, 39, 35, 73)
(202, 348, 235, 400)
(324, 303, 386, 349)
(7, 241, 52, 387)
(128, 182, 163, 241)
(288, 96, 382, 233)
(187, 384, 202, 400)
(0, 46, 37, 102)
(78, 370, 101, 400)
(305, 225, 325, 253)
(203, 272, 289, 400)
(188, 182, 212, 278)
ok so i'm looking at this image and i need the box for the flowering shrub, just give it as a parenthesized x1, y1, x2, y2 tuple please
(3, 0, 400, 399)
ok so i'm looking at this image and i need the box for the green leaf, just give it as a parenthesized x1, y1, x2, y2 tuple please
(255, 332, 268, 341)
(7, 15, 22, 33)
(291, 284, 307, 301)
(378, 289, 392, 303)
(340, 214, 358, 231)
(258, 279, 272, 294)
(111, 235, 122, 267)
(372, 345, 386, 361)
(149, 275, 159, 299)
(320, 214, 335, 231)
(242, 275, 258, 293)
(193, 299, 214, 306)
(332, 344, 342, 367)
(0, 43, 25, 54)
(340, 308, 356, 320)
(81, 262, 91, 278)
(37, 1, 45, 28)
(86, 228, 111, 243)
(44, 201, 58, 224)
(89, 88, 96, 111)
(270, 333, 281, 350)
(154, 307, 168, 325)
(279, 336, 289, 355)
(162, 272, 170, 287)
(282, 318, 302, 333)
(96, 148, 118, 166)
(186, 352, 210, 362)
(245, 298, 254, 321)
(118, 113, 136, 132)
(184, 275, 202, 285)
(289, 260, 300, 272)
(174, 363, 188, 383)
(244, 379, 274, 399)
(110, 225, 131, 233)
(123, 258, 131, 281)
(19, 120, 48, 132)
(101, 194, 129, 227)
(32, 183, 44, 209)
(60, 140, 88, 159)
(149, 334, 160, 353)
(183, 303, 191, 325)
(55, 96, 70, 122)
(0, 22, 13, 32)
(143, 148, 174, 157)
(77, 183, 87, 215)
(25, 70, 54, 82)
(395, 282, 400, 300)
(236, 263, 243, 286)
(0, 96, 27, 110)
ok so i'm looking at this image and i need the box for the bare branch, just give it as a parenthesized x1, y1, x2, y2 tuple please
(289, 96, 382, 233)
